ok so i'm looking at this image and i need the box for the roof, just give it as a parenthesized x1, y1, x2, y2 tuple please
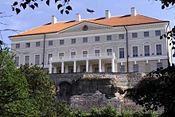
(11, 14, 168, 37)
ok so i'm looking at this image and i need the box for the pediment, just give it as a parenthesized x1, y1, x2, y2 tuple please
(59, 21, 112, 33)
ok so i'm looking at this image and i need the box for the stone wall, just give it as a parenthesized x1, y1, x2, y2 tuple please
(70, 91, 121, 111)
(50, 73, 144, 111)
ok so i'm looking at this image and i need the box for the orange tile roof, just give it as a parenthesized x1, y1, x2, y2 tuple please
(11, 14, 168, 37)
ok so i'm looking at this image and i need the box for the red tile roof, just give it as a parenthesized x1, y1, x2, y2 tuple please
(11, 14, 168, 37)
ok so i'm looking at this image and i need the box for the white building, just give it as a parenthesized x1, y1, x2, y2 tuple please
(10, 8, 171, 74)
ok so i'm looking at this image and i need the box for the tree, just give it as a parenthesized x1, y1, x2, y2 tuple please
(11, 0, 72, 14)
(126, 65, 175, 117)
(0, 48, 39, 116)
(0, 41, 56, 116)
(19, 65, 56, 117)
(159, 0, 175, 9)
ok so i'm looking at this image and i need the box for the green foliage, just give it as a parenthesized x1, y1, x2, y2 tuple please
(127, 65, 175, 117)
(55, 101, 74, 117)
(0, 49, 39, 116)
(19, 65, 56, 117)
(55, 104, 158, 117)
(0, 48, 56, 116)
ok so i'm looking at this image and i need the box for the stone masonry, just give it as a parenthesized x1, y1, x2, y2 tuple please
(49, 73, 144, 111)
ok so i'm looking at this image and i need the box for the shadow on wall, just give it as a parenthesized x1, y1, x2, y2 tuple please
(57, 82, 72, 103)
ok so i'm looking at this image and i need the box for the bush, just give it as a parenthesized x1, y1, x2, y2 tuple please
(120, 111, 133, 117)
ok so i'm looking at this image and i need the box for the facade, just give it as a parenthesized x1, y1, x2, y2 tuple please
(10, 8, 171, 73)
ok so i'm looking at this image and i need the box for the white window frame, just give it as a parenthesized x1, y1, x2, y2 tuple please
(71, 38, 76, 44)
(107, 35, 112, 41)
(48, 40, 53, 46)
(144, 45, 150, 56)
(155, 30, 161, 36)
(36, 41, 40, 47)
(83, 37, 88, 43)
(94, 47, 101, 56)
(132, 46, 138, 57)
(106, 48, 113, 56)
(155, 44, 162, 55)
(60, 39, 64, 45)
(16, 43, 20, 49)
(34, 54, 40, 65)
(119, 34, 124, 39)
(119, 47, 125, 59)
(24, 55, 30, 65)
(95, 36, 100, 42)
(83, 50, 88, 57)
(59, 52, 64, 59)
(70, 51, 76, 58)
(132, 32, 138, 38)
(25, 43, 30, 48)
(144, 31, 149, 37)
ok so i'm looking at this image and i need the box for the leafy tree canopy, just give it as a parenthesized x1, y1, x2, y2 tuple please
(11, 0, 72, 14)
(0, 42, 56, 116)
(159, 0, 175, 9)
(10, 0, 175, 14)
(0, 49, 39, 116)
(126, 65, 175, 117)
(19, 65, 56, 116)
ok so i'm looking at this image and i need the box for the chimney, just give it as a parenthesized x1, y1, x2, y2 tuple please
(105, 10, 111, 19)
(52, 15, 57, 24)
(76, 13, 81, 22)
(131, 7, 137, 16)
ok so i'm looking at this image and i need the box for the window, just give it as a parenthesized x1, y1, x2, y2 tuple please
(83, 51, 88, 57)
(15, 56, 19, 66)
(60, 40, 64, 45)
(119, 48, 124, 58)
(95, 50, 100, 56)
(25, 56, 29, 65)
(83, 37, 88, 43)
(133, 46, 138, 57)
(71, 52, 76, 58)
(59, 53, 64, 58)
(132, 32, 138, 38)
(71, 38, 76, 44)
(107, 49, 112, 55)
(26, 43, 30, 48)
(48, 54, 52, 64)
(156, 44, 162, 55)
(16, 43, 20, 49)
(95, 36, 100, 42)
(119, 34, 124, 39)
(36, 42, 40, 47)
(155, 30, 161, 36)
(144, 31, 149, 37)
(120, 65, 125, 73)
(35, 55, 40, 65)
(144, 45, 150, 56)
(133, 64, 139, 72)
(107, 35, 112, 41)
(48, 40, 53, 46)
(157, 62, 163, 69)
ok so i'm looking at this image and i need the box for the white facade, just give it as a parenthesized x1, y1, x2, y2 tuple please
(10, 9, 170, 74)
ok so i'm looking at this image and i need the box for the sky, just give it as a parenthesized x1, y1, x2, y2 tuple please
(1, 0, 175, 47)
